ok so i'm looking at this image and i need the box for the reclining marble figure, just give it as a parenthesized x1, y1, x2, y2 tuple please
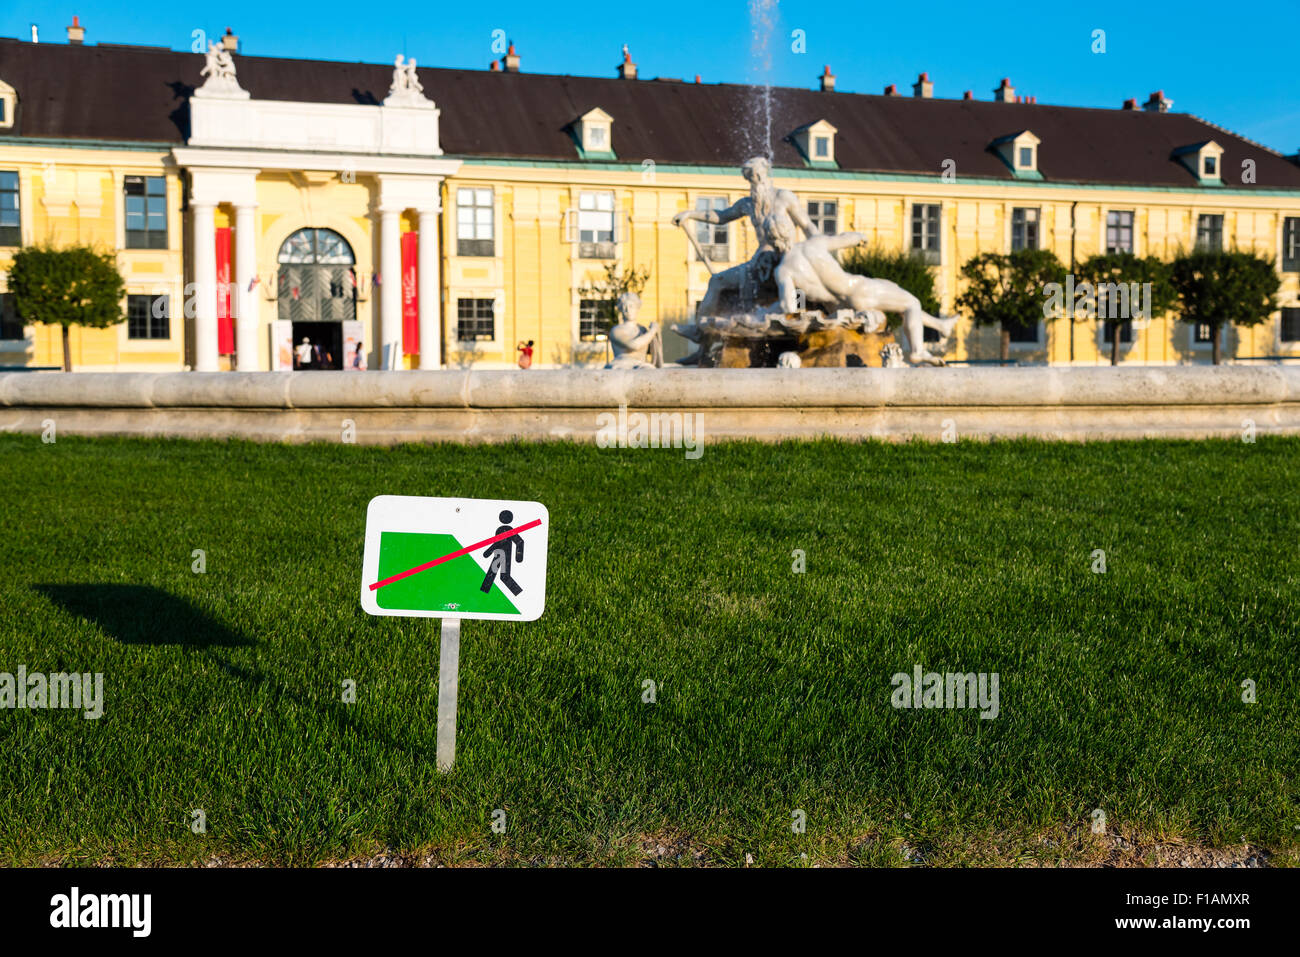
(773, 231, 959, 365)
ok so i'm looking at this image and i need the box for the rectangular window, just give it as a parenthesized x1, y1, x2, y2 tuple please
(1018, 146, 1034, 168)
(579, 298, 612, 341)
(911, 204, 941, 264)
(1102, 320, 1133, 344)
(807, 200, 837, 235)
(125, 175, 167, 249)
(1281, 307, 1300, 343)
(1203, 155, 1217, 176)
(127, 293, 170, 340)
(1106, 210, 1135, 254)
(814, 136, 830, 158)
(456, 187, 494, 257)
(578, 191, 616, 259)
(1011, 207, 1039, 251)
(694, 196, 729, 262)
(0, 170, 19, 246)
(1003, 319, 1034, 343)
(1283, 218, 1300, 272)
(0, 292, 23, 339)
(1196, 214, 1223, 252)
(1195, 321, 1214, 343)
(456, 298, 495, 341)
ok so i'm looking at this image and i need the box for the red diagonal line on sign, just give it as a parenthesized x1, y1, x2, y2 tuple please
(368, 518, 543, 592)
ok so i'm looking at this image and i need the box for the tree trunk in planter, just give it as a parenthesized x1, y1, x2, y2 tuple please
(1111, 324, 1120, 366)
(999, 327, 1010, 362)
(1212, 325, 1222, 365)
(61, 324, 72, 372)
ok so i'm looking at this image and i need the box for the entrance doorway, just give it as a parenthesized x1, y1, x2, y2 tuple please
(277, 227, 357, 371)
(291, 321, 343, 370)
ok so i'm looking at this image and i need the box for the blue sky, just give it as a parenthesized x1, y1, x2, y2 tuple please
(5, 0, 1299, 153)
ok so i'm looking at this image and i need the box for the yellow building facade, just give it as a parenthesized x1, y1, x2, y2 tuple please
(2, 37, 1299, 371)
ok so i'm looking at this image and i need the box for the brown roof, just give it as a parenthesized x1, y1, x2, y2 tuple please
(3, 37, 1300, 190)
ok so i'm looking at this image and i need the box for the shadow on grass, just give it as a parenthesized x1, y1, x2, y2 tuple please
(33, 583, 253, 648)
(32, 583, 436, 763)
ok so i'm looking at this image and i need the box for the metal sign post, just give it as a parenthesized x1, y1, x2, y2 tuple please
(436, 617, 460, 772)
(360, 496, 549, 772)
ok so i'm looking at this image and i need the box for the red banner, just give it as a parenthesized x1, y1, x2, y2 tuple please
(401, 231, 419, 355)
(215, 226, 234, 355)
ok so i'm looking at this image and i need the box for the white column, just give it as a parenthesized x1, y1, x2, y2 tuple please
(234, 203, 259, 372)
(192, 201, 219, 373)
(417, 205, 441, 370)
(379, 206, 403, 369)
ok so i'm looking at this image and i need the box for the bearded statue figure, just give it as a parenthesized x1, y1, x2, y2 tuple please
(670, 156, 816, 317)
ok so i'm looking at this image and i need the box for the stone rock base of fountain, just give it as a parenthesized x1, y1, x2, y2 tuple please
(709, 334, 798, 368)
(697, 327, 899, 368)
(677, 308, 898, 369)
(797, 328, 898, 368)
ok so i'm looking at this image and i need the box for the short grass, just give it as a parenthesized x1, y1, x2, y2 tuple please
(0, 434, 1296, 867)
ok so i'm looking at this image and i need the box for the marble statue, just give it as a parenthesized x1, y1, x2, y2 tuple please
(773, 231, 958, 365)
(385, 55, 431, 107)
(605, 292, 662, 369)
(777, 351, 802, 368)
(667, 156, 960, 366)
(671, 156, 817, 317)
(195, 42, 249, 99)
(880, 343, 906, 367)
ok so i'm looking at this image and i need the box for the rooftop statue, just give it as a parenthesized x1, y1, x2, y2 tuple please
(385, 54, 432, 107)
(195, 42, 249, 100)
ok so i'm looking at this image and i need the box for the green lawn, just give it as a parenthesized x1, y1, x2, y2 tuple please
(0, 434, 1296, 866)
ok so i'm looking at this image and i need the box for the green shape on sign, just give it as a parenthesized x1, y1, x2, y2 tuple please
(376, 531, 521, 615)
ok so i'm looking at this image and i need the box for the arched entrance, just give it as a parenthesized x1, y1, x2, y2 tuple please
(277, 228, 357, 369)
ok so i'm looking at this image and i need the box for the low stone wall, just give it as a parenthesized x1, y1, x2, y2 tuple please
(1, 366, 1298, 444)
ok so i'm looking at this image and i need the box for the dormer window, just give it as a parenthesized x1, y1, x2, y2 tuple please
(572, 108, 615, 159)
(991, 130, 1041, 179)
(790, 119, 838, 167)
(0, 79, 15, 130)
(1173, 140, 1224, 185)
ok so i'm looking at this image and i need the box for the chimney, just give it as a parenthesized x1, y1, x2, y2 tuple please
(503, 42, 520, 73)
(912, 71, 933, 98)
(694, 74, 701, 83)
(883, 83, 900, 96)
(66, 15, 84, 45)
(820, 64, 835, 92)
(489, 60, 500, 72)
(221, 27, 239, 53)
(1122, 97, 1138, 110)
(1143, 90, 1172, 112)
(963, 90, 973, 100)
(994, 77, 1015, 102)
(30, 23, 38, 43)
(617, 44, 637, 80)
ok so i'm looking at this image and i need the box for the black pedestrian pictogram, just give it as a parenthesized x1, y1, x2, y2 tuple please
(480, 510, 524, 596)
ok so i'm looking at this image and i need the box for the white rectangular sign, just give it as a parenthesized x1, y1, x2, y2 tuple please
(360, 495, 548, 621)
